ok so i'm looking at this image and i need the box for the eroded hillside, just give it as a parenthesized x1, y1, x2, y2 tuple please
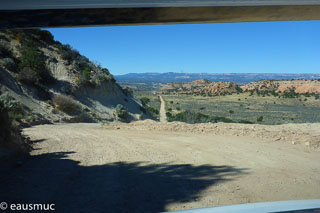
(241, 79, 320, 94)
(161, 79, 320, 96)
(0, 29, 148, 126)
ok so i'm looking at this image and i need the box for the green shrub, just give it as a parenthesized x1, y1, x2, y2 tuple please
(19, 46, 54, 84)
(0, 94, 23, 122)
(82, 67, 91, 80)
(282, 88, 299, 98)
(257, 116, 264, 122)
(140, 97, 150, 106)
(166, 110, 234, 124)
(0, 95, 22, 114)
(146, 105, 159, 117)
(76, 67, 92, 87)
(138, 98, 159, 118)
(75, 66, 114, 88)
(116, 104, 129, 121)
(19, 46, 45, 72)
(229, 110, 234, 114)
(304, 93, 311, 97)
(81, 67, 91, 84)
(52, 94, 80, 115)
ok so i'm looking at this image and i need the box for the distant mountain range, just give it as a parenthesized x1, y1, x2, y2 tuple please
(115, 73, 320, 85)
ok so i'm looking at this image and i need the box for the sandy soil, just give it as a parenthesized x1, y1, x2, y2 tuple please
(0, 122, 319, 212)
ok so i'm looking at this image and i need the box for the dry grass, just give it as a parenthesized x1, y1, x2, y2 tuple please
(52, 94, 80, 115)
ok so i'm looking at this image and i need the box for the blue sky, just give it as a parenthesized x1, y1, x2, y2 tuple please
(48, 21, 320, 75)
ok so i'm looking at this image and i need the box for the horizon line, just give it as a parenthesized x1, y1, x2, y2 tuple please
(115, 72, 320, 75)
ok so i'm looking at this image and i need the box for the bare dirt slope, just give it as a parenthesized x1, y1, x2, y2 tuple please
(0, 30, 147, 124)
(1, 122, 319, 212)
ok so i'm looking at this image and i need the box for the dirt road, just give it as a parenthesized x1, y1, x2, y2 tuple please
(159, 95, 167, 122)
(1, 122, 319, 212)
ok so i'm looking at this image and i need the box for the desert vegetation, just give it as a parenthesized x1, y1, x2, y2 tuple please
(130, 83, 320, 125)
(19, 45, 54, 85)
(161, 92, 320, 125)
(0, 94, 29, 152)
(52, 94, 81, 115)
(115, 104, 129, 122)
(132, 90, 161, 119)
(166, 110, 233, 124)
(139, 97, 160, 119)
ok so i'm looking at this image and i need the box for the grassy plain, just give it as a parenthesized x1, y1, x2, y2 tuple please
(163, 93, 320, 125)
(132, 89, 320, 125)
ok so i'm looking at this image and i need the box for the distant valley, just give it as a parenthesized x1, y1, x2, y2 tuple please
(115, 72, 320, 86)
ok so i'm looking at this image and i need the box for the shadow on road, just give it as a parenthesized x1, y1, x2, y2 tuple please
(0, 152, 248, 212)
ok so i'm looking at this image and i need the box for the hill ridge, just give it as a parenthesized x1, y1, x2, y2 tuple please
(0, 29, 147, 125)
(160, 79, 320, 95)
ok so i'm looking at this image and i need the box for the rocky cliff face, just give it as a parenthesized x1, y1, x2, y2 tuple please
(161, 79, 241, 96)
(160, 79, 211, 93)
(161, 78, 320, 96)
(241, 80, 320, 94)
(0, 29, 147, 125)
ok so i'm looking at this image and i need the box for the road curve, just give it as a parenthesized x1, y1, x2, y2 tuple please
(1, 123, 319, 212)
(159, 95, 167, 122)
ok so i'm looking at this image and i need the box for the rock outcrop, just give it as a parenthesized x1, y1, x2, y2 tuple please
(161, 79, 241, 96)
(241, 80, 320, 94)
(160, 79, 211, 93)
(161, 78, 320, 96)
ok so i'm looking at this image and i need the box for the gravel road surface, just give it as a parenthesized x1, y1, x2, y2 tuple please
(0, 122, 319, 212)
